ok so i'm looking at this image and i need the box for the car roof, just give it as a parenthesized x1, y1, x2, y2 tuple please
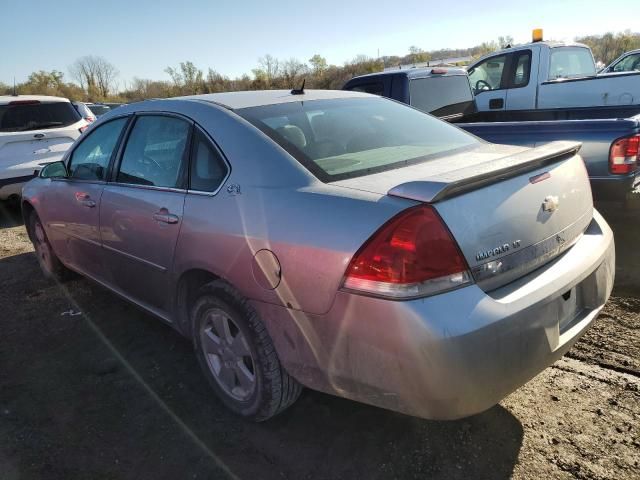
(350, 67, 468, 80)
(176, 89, 372, 110)
(0, 95, 71, 105)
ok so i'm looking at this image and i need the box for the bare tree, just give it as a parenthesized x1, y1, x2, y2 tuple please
(281, 58, 307, 88)
(69, 56, 118, 99)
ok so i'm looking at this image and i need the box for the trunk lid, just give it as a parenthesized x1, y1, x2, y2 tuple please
(333, 141, 593, 290)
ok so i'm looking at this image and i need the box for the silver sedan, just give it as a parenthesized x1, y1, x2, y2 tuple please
(22, 90, 614, 421)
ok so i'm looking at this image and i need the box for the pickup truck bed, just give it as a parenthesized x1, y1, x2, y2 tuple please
(454, 113, 640, 201)
(343, 70, 640, 203)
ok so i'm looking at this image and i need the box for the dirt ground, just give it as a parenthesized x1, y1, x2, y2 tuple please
(0, 202, 638, 480)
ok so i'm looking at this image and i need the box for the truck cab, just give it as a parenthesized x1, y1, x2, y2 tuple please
(343, 67, 477, 121)
(468, 38, 640, 112)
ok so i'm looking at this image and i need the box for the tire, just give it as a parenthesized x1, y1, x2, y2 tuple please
(191, 280, 302, 421)
(29, 211, 74, 282)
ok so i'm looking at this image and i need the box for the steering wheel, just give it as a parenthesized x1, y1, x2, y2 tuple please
(475, 80, 492, 92)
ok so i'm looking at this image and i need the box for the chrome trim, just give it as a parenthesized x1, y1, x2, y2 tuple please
(101, 243, 167, 272)
(186, 125, 232, 197)
(472, 210, 592, 290)
(107, 182, 187, 194)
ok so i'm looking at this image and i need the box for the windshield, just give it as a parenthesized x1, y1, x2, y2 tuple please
(0, 102, 81, 132)
(237, 97, 479, 181)
(548, 47, 596, 80)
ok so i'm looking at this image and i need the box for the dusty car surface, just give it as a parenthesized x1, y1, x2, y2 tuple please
(21, 89, 615, 421)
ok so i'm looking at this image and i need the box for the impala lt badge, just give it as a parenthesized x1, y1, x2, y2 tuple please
(542, 195, 559, 212)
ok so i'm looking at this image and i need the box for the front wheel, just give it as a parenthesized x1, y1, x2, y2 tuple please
(192, 281, 302, 421)
(29, 211, 74, 281)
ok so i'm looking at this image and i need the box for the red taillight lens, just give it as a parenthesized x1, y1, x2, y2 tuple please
(609, 135, 639, 175)
(79, 125, 88, 133)
(343, 205, 471, 299)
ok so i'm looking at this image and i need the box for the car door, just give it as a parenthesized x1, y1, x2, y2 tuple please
(468, 54, 508, 112)
(504, 49, 537, 111)
(100, 113, 191, 316)
(43, 117, 129, 279)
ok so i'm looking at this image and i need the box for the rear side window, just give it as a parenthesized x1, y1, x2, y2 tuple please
(548, 47, 596, 80)
(117, 116, 190, 188)
(189, 129, 228, 192)
(409, 76, 473, 113)
(468, 55, 507, 94)
(0, 102, 81, 132)
(511, 51, 532, 87)
(68, 117, 128, 181)
(346, 82, 384, 96)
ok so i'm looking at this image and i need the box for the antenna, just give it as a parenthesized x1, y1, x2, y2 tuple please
(291, 78, 305, 95)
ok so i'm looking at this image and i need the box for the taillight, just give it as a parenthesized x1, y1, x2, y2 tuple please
(79, 125, 88, 133)
(342, 205, 471, 299)
(609, 135, 639, 175)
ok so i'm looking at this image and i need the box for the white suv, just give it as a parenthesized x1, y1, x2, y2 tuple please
(0, 95, 87, 202)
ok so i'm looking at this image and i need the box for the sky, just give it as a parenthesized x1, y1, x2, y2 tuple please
(1, 0, 637, 88)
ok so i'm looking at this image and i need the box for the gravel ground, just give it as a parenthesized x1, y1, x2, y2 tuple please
(0, 203, 638, 480)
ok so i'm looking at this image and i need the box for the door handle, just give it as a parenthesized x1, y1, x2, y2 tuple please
(153, 211, 179, 224)
(75, 192, 96, 208)
(489, 98, 504, 109)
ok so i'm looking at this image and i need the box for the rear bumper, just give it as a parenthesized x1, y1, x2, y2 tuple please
(0, 174, 38, 200)
(255, 210, 615, 420)
(590, 173, 638, 202)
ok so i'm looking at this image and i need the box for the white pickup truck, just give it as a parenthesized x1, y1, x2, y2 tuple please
(468, 39, 640, 112)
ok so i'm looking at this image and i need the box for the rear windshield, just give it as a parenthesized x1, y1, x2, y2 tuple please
(409, 76, 473, 113)
(0, 102, 80, 132)
(548, 47, 596, 80)
(237, 97, 479, 181)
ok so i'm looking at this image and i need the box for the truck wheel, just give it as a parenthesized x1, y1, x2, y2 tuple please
(191, 280, 302, 421)
(29, 211, 74, 282)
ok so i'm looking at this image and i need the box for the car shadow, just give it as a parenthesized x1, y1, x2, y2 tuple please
(0, 200, 23, 229)
(0, 251, 523, 480)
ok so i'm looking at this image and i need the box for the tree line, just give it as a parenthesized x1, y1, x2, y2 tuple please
(1, 31, 638, 103)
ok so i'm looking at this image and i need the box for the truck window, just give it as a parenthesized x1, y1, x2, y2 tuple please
(346, 82, 384, 96)
(409, 76, 473, 113)
(468, 55, 506, 94)
(511, 50, 532, 87)
(613, 53, 640, 73)
(548, 47, 596, 80)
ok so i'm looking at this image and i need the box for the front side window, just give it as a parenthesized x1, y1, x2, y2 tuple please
(117, 116, 190, 188)
(189, 129, 228, 192)
(68, 117, 128, 180)
(468, 55, 507, 94)
(548, 47, 596, 80)
(238, 97, 479, 181)
(613, 53, 640, 72)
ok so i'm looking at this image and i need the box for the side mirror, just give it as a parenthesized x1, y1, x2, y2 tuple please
(39, 161, 67, 179)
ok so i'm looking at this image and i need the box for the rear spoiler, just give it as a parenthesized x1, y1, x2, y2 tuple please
(388, 141, 582, 203)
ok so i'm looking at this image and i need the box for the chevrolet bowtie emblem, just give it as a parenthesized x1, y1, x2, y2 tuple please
(542, 195, 559, 213)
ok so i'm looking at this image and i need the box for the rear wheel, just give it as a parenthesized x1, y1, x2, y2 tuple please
(192, 280, 302, 421)
(29, 212, 74, 281)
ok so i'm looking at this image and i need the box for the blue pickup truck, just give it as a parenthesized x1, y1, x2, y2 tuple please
(343, 68, 640, 202)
